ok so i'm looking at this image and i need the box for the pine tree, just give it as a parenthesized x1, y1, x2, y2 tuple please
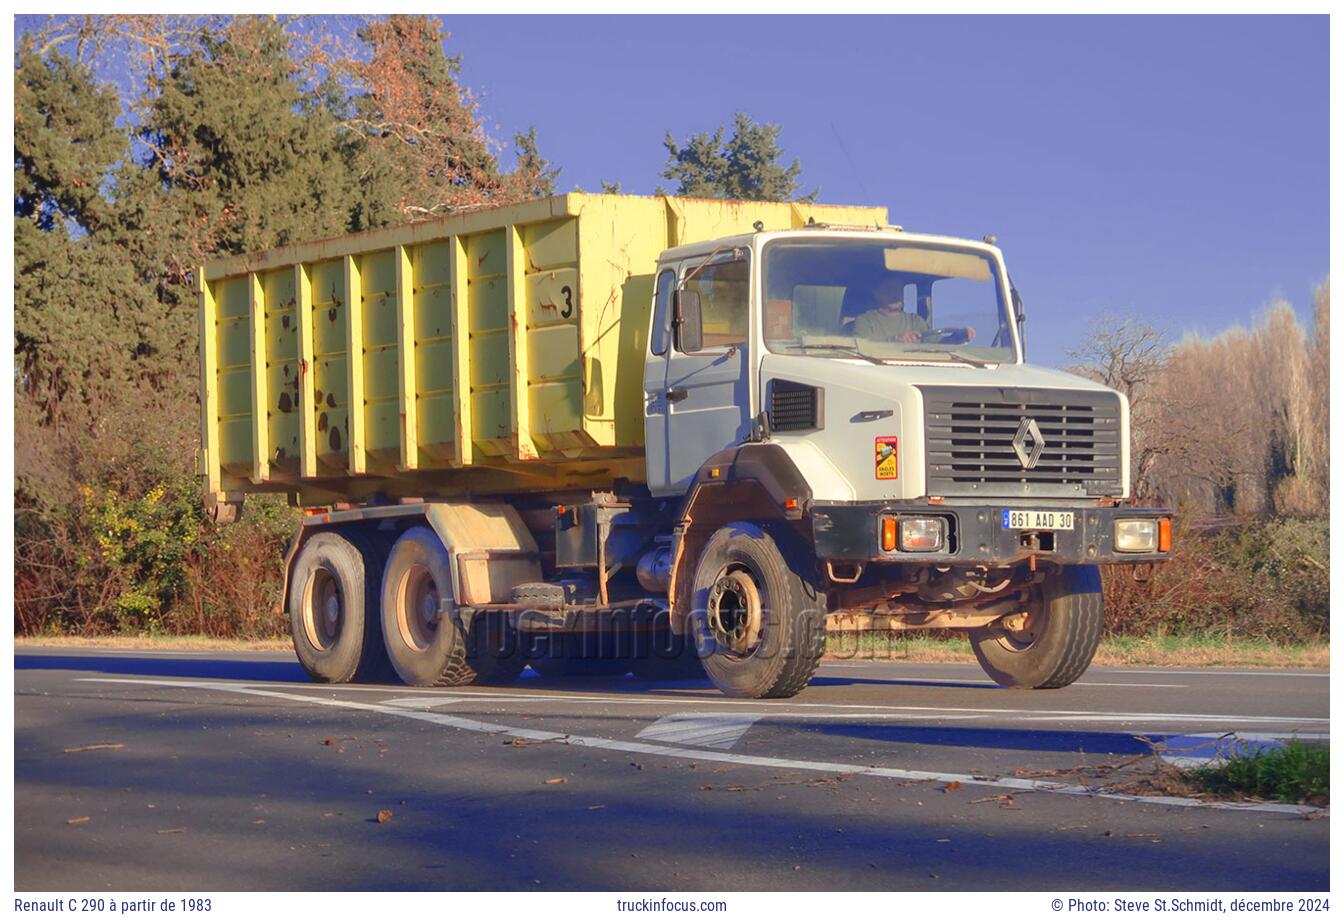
(660, 112, 811, 201)
(346, 15, 558, 223)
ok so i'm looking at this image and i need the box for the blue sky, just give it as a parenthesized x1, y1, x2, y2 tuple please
(447, 14, 1328, 367)
(16, 14, 1328, 368)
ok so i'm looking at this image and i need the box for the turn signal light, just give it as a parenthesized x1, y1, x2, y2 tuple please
(1159, 518, 1172, 553)
(881, 517, 898, 552)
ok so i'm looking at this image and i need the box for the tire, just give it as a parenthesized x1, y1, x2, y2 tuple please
(288, 530, 386, 684)
(688, 522, 826, 699)
(380, 526, 525, 687)
(529, 633, 631, 680)
(968, 564, 1104, 689)
(628, 626, 705, 682)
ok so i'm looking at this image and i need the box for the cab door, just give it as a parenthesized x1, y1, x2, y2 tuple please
(642, 268, 678, 494)
(656, 254, 753, 495)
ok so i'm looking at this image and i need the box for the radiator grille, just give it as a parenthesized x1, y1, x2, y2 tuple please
(920, 386, 1123, 498)
(769, 380, 821, 432)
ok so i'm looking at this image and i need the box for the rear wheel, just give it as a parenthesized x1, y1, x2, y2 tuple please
(289, 531, 387, 683)
(380, 526, 525, 687)
(968, 564, 1104, 688)
(689, 522, 825, 699)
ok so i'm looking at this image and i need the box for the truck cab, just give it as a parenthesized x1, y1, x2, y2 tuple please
(638, 226, 1170, 696)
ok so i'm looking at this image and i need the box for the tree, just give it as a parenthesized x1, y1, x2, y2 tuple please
(659, 112, 811, 201)
(1067, 315, 1172, 501)
(343, 15, 557, 223)
(14, 49, 126, 233)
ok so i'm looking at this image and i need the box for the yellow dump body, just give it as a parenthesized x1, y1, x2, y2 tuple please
(198, 193, 888, 505)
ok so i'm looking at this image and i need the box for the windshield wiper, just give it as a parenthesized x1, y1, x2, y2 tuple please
(791, 343, 886, 365)
(945, 350, 998, 368)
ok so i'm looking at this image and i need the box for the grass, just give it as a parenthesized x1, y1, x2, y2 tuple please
(823, 631, 1329, 668)
(13, 634, 293, 652)
(15, 631, 1329, 669)
(1190, 740, 1329, 806)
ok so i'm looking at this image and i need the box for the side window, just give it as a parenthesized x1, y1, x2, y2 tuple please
(650, 269, 675, 356)
(681, 258, 749, 350)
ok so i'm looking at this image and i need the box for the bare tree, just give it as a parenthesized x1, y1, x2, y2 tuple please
(1067, 314, 1172, 501)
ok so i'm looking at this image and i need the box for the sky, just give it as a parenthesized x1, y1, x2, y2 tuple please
(15, 14, 1329, 369)
(445, 14, 1329, 367)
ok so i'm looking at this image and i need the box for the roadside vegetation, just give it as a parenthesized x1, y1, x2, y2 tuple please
(1188, 740, 1329, 807)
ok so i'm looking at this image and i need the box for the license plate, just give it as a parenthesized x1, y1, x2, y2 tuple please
(1002, 509, 1075, 530)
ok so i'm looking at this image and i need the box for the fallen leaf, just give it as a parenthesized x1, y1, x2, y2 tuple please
(376, 810, 393, 824)
(943, 781, 962, 793)
(157, 828, 186, 835)
(66, 816, 91, 825)
(543, 777, 567, 785)
(253, 820, 266, 825)
(64, 743, 125, 754)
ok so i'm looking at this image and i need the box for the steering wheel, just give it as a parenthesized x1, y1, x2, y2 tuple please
(919, 327, 973, 345)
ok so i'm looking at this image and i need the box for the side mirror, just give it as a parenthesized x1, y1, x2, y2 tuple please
(674, 289, 703, 354)
(1011, 287, 1026, 356)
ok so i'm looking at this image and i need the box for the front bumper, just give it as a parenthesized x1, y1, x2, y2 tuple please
(811, 501, 1172, 566)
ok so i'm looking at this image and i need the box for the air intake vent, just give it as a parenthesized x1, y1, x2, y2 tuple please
(769, 380, 822, 432)
(920, 386, 1123, 498)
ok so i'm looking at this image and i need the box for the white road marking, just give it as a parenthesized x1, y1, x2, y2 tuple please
(820, 668, 1187, 688)
(636, 714, 763, 749)
(75, 677, 1326, 816)
(301, 683, 1328, 728)
(1107, 669, 1329, 678)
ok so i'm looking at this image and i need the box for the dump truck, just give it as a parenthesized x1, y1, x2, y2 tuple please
(197, 193, 1172, 699)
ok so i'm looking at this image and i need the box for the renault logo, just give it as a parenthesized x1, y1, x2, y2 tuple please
(1012, 417, 1045, 470)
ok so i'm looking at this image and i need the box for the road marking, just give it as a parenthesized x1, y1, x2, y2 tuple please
(819, 668, 1187, 688)
(301, 683, 1328, 726)
(636, 714, 762, 749)
(1012, 713, 1328, 726)
(1107, 669, 1329, 678)
(75, 677, 1326, 816)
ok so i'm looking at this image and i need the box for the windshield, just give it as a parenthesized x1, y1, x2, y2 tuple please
(762, 238, 1016, 364)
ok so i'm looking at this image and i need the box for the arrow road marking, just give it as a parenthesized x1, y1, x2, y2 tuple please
(635, 714, 763, 749)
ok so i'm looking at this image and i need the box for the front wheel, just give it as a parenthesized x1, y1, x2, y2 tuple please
(689, 522, 825, 699)
(968, 564, 1104, 689)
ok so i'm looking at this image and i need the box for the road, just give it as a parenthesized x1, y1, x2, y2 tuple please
(13, 646, 1329, 891)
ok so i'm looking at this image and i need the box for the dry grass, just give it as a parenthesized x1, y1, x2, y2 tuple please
(13, 635, 291, 652)
(823, 632, 1329, 669)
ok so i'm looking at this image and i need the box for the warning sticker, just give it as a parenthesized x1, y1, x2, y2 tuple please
(874, 436, 898, 480)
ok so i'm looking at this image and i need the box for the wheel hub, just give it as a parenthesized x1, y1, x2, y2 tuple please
(706, 570, 763, 656)
(397, 564, 441, 652)
(302, 567, 343, 651)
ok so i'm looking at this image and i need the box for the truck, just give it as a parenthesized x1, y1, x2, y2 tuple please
(197, 192, 1172, 699)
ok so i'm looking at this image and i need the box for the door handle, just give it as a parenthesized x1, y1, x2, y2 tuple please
(665, 387, 689, 403)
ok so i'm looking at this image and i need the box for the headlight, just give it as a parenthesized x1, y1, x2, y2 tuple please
(887, 515, 940, 553)
(1114, 519, 1158, 553)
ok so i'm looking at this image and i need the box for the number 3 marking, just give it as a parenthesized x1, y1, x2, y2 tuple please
(560, 285, 574, 318)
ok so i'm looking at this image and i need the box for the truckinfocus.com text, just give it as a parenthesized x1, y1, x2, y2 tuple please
(615, 898, 729, 912)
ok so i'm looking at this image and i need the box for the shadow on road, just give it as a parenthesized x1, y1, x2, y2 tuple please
(15, 653, 312, 684)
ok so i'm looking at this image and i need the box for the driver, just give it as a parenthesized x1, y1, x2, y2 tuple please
(852, 277, 929, 343)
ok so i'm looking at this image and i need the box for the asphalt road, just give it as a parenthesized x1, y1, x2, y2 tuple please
(14, 646, 1330, 891)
